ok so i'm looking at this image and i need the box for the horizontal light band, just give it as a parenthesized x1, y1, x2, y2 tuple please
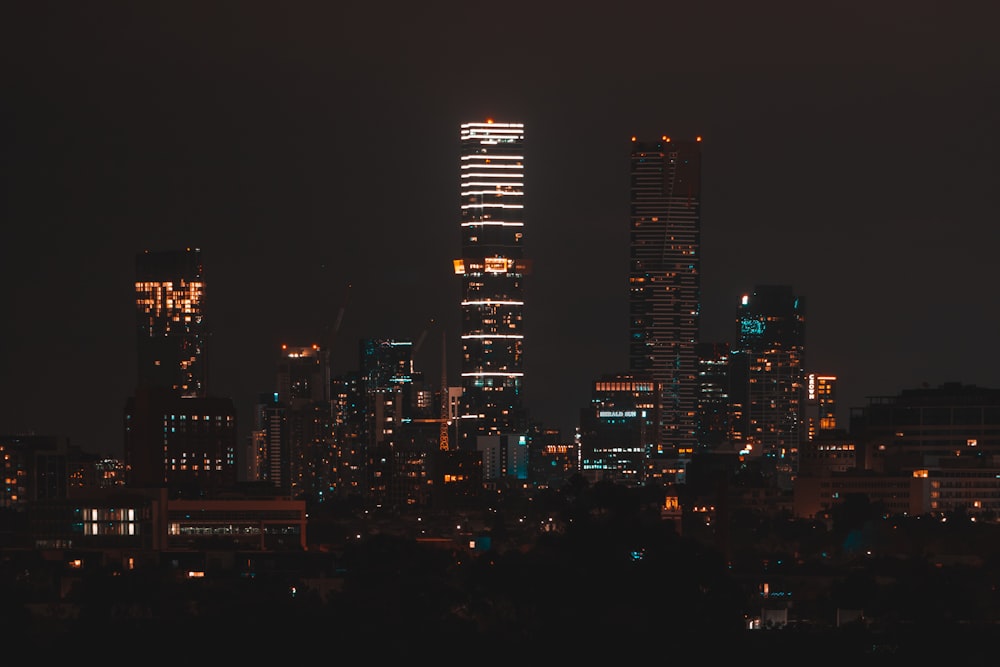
(462, 300, 524, 306)
(461, 372, 524, 377)
(460, 155, 524, 161)
(462, 334, 524, 339)
(460, 221, 523, 227)
(462, 189, 524, 195)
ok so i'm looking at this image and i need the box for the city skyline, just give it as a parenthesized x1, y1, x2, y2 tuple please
(3, 2, 999, 456)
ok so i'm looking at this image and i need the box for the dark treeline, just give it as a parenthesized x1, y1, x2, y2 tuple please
(6, 478, 1000, 663)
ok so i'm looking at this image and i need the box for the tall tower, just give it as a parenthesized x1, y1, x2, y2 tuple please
(126, 248, 237, 495)
(628, 136, 702, 456)
(275, 343, 332, 499)
(730, 285, 806, 479)
(453, 120, 528, 449)
(134, 247, 207, 396)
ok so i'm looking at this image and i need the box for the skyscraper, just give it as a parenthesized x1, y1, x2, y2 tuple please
(275, 343, 333, 499)
(730, 285, 806, 479)
(134, 247, 207, 396)
(453, 120, 528, 449)
(628, 136, 702, 456)
(126, 248, 236, 494)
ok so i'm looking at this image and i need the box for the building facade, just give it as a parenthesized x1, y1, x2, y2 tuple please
(126, 248, 238, 495)
(578, 373, 662, 486)
(628, 136, 702, 457)
(454, 120, 529, 449)
(730, 285, 806, 482)
(134, 247, 207, 397)
(850, 382, 1000, 473)
(804, 373, 838, 442)
(696, 341, 732, 449)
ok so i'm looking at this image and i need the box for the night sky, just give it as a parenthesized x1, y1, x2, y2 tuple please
(3, 2, 999, 456)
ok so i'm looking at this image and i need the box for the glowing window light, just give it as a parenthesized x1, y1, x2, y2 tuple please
(462, 372, 524, 377)
(462, 334, 523, 339)
(463, 189, 524, 195)
(462, 300, 524, 306)
(460, 164, 523, 169)
(460, 155, 524, 161)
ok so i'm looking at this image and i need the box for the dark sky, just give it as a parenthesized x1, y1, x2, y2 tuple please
(3, 1, 999, 456)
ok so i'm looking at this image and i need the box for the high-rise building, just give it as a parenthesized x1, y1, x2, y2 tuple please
(628, 136, 702, 456)
(453, 120, 529, 449)
(330, 372, 365, 499)
(273, 344, 334, 500)
(126, 248, 237, 495)
(730, 285, 806, 480)
(696, 341, 732, 449)
(578, 373, 662, 486)
(134, 248, 207, 397)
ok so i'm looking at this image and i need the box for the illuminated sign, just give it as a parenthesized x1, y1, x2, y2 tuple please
(807, 373, 816, 401)
(740, 318, 764, 336)
(599, 410, 638, 418)
(485, 257, 510, 273)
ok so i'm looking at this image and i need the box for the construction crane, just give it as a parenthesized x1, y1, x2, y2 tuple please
(439, 328, 449, 451)
(412, 316, 436, 357)
(321, 282, 352, 358)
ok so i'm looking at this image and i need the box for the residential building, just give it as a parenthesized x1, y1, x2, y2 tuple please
(125, 248, 238, 495)
(628, 135, 702, 457)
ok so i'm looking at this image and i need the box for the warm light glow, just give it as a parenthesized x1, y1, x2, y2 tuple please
(462, 334, 523, 339)
(461, 299, 524, 306)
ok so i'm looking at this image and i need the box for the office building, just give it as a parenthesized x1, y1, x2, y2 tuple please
(124, 389, 238, 495)
(850, 382, 1000, 473)
(453, 120, 529, 449)
(578, 373, 662, 486)
(730, 285, 806, 480)
(696, 341, 732, 449)
(628, 136, 702, 456)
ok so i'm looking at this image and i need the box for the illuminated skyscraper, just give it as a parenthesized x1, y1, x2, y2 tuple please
(628, 136, 702, 456)
(126, 248, 236, 495)
(730, 285, 806, 479)
(453, 120, 528, 449)
(134, 247, 207, 396)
